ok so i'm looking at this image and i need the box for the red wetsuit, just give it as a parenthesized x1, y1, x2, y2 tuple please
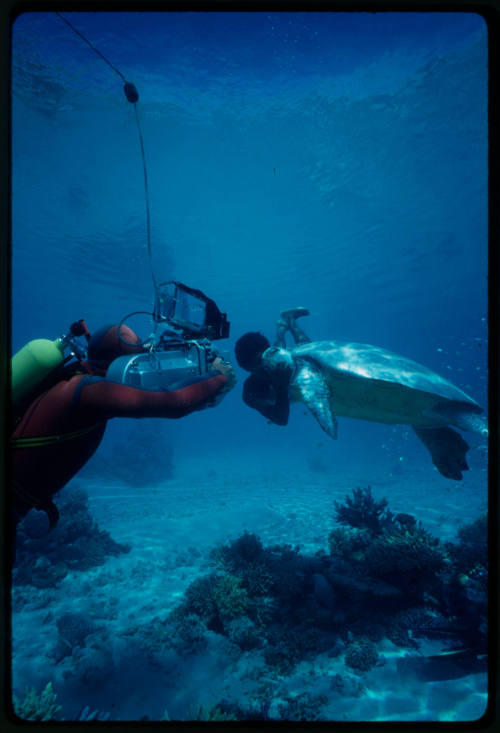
(12, 369, 228, 523)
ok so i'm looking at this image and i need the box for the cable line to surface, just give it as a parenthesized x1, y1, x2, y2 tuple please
(55, 12, 126, 82)
(55, 11, 158, 294)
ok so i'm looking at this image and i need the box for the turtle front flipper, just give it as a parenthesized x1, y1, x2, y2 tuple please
(413, 426, 470, 480)
(294, 359, 338, 440)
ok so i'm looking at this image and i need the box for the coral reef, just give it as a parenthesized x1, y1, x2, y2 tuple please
(187, 704, 238, 721)
(167, 612, 209, 654)
(439, 513, 488, 654)
(344, 638, 380, 673)
(450, 512, 488, 571)
(328, 526, 373, 564)
(329, 488, 447, 603)
(13, 682, 62, 722)
(157, 534, 327, 679)
(21, 487, 482, 721)
(12, 682, 112, 722)
(161, 702, 237, 722)
(71, 643, 117, 690)
(226, 616, 262, 651)
(218, 701, 272, 721)
(72, 706, 111, 722)
(170, 572, 250, 635)
(278, 692, 329, 721)
(52, 612, 101, 661)
(13, 483, 130, 590)
(156, 487, 487, 701)
(210, 530, 265, 571)
(365, 525, 446, 597)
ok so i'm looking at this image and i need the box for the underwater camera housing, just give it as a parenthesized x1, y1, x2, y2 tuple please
(153, 281, 230, 341)
(106, 281, 230, 391)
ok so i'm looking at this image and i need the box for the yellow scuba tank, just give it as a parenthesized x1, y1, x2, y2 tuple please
(11, 338, 66, 406)
(11, 320, 91, 408)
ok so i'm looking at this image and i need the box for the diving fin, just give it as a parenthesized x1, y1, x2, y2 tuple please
(397, 648, 487, 682)
(41, 500, 60, 532)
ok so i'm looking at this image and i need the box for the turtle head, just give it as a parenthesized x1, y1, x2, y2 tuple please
(261, 346, 294, 377)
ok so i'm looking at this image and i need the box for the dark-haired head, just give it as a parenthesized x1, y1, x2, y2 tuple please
(234, 332, 270, 372)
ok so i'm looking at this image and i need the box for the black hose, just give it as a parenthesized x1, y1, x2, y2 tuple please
(117, 311, 153, 348)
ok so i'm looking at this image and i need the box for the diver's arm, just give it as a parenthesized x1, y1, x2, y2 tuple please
(242, 374, 290, 425)
(74, 370, 230, 420)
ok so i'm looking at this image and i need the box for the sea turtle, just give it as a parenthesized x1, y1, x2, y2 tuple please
(260, 340, 487, 480)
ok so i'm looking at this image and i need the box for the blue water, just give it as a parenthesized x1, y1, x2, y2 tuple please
(10, 10, 488, 723)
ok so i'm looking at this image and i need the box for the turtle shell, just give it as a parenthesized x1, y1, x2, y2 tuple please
(291, 340, 481, 425)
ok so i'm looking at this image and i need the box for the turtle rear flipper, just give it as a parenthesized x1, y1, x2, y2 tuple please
(413, 426, 470, 480)
(294, 360, 338, 439)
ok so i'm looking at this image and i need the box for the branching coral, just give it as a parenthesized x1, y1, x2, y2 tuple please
(72, 706, 111, 721)
(13, 682, 62, 721)
(13, 683, 112, 722)
(334, 486, 396, 535)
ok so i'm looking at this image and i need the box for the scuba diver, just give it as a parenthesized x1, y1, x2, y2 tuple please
(11, 319, 235, 530)
(235, 309, 487, 480)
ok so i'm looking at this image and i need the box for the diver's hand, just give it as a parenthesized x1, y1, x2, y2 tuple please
(194, 358, 236, 411)
(211, 357, 236, 391)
